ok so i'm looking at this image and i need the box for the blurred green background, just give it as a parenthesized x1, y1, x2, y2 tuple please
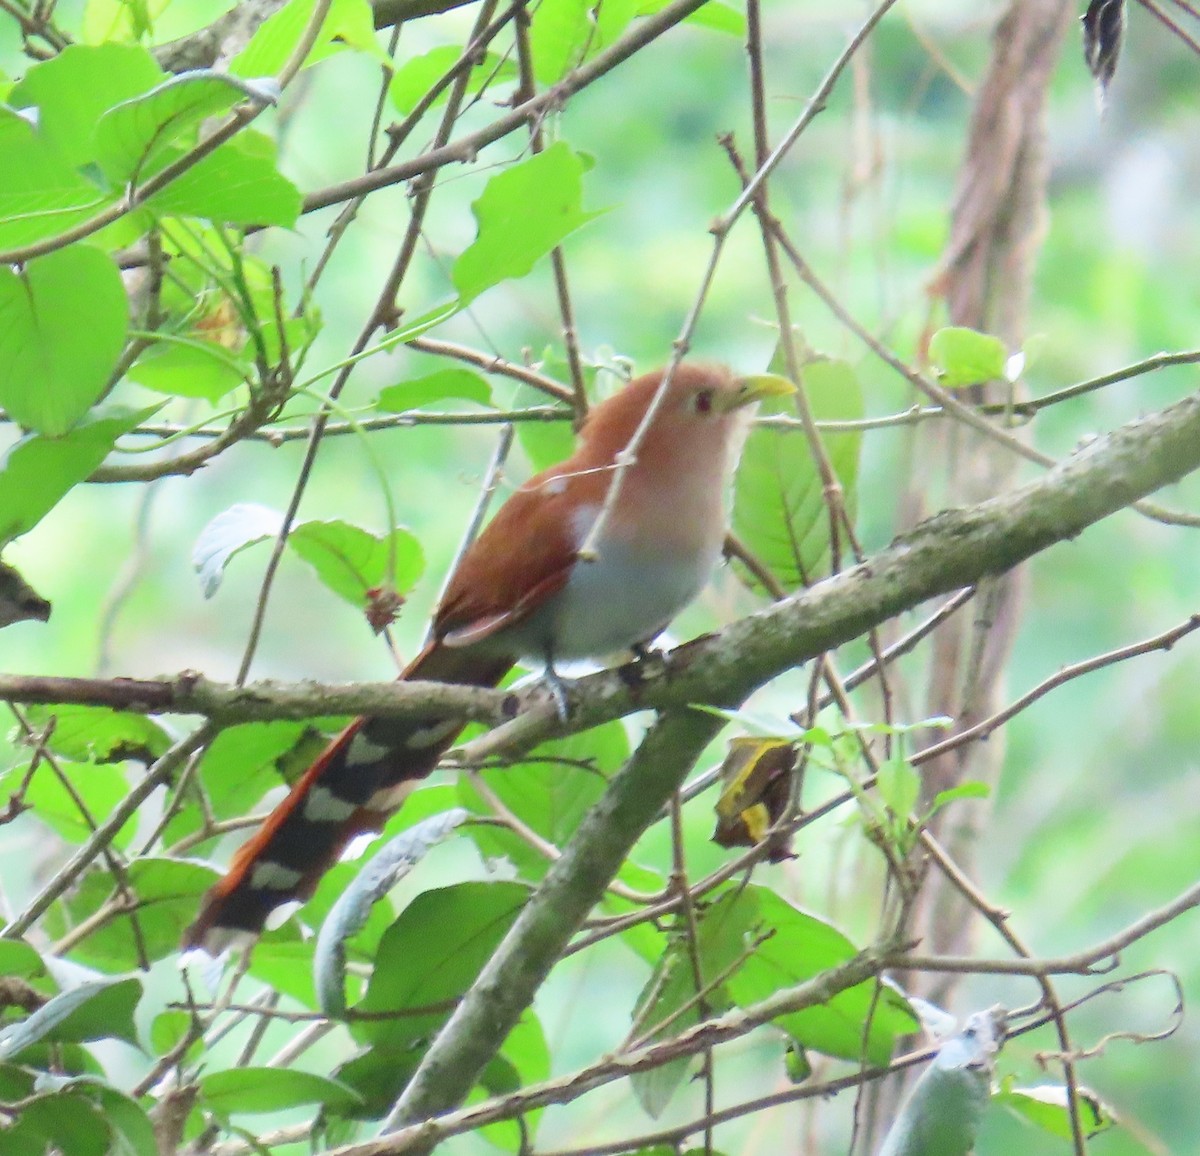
(2, 1, 1199, 1152)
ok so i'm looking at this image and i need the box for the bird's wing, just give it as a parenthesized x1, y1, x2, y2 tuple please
(433, 464, 602, 647)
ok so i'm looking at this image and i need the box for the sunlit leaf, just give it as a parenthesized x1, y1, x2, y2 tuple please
(377, 369, 493, 412)
(94, 70, 277, 183)
(452, 143, 605, 303)
(143, 129, 302, 227)
(0, 246, 129, 435)
(927, 326, 1008, 388)
(289, 520, 424, 607)
(0, 406, 157, 547)
(9, 44, 164, 167)
(231, 0, 388, 75)
(530, 0, 639, 83)
(0, 110, 108, 248)
(389, 46, 516, 114)
(126, 339, 249, 402)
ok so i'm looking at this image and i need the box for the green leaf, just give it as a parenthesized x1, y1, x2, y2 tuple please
(389, 46, 516, 114)
(193, 506, 424, 606)
(0, 110, 108, 249)
(298, 783, 465, 953)
(94, 70, 277, 183)
(199, 1068, 363, 1116)
(0, 939, 45, 981)
(80, 1083, 158, 1156)
(23, 703, 171, 764)
(315, 810, 470, 1016)
(9, 44, 164, 167)
(353, 882, 529, 1042)
(288, 520, 425, 607)
(12, 759, 140, 849)
(0, 405, 157, 547)
(149, 1009, 194, 1057)
(126, 339, 249, 402)
(930, 782, 991, 814)
(377, 369, 493, 412)
(334, 882, 529, 1116)
(630, 888, 750, 1116)
(164, 721, 330, 846)
(994, 1081, 1116, 1141)
(0, 247, 129, 435)
(0, 976, 141, 1059)
(683, 0, 746, 35)
(143, 129, 302, 227)
(927, 326, 1008, 388)
(1, 1090, 113, 1156)
(476, 1012, 551, 1150)
(512, 378, 576, 474)
(231, 0, 388, 76)
(877, 755, 921, 821)
(732, 356, 862, 591)
(49, 860, 221, 970)
(452, 143, 605, 303)
(724, 888, 916, 1066)
(459, 722, 627, 881)
(530, 0, 639, 83)
(82, 0, 170, 45)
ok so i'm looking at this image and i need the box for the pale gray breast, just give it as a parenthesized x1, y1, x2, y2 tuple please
(496, 501, 722, 662)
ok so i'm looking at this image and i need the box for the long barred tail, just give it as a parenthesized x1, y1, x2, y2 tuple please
(184, 644, 513, 953)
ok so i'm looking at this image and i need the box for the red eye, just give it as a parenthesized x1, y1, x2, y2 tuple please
(694, 389, 714, 414)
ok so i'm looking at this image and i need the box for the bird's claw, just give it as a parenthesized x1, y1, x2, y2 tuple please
(542, 666, 571, 722)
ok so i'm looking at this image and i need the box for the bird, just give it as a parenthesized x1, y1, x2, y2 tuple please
(185, 364, 794, 953)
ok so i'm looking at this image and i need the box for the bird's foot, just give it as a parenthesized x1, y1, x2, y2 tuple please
(620, 642, 668, 691)
(541, 664, 572, 722)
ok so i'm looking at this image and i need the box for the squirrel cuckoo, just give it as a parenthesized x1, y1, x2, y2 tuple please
(185, 364, 793, 952)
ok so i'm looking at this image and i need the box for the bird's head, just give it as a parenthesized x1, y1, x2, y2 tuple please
(580, 364, 795, 469)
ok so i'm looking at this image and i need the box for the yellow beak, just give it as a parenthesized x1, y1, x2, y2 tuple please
(723, 372, 797, 411)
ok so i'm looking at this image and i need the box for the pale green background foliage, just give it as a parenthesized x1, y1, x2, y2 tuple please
(0, 1, 1199, 1153)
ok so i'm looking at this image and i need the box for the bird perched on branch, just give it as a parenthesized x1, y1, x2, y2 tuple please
(186, 364, 794, 953)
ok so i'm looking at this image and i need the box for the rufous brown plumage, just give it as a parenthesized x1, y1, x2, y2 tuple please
(185, 364, 793, 952)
